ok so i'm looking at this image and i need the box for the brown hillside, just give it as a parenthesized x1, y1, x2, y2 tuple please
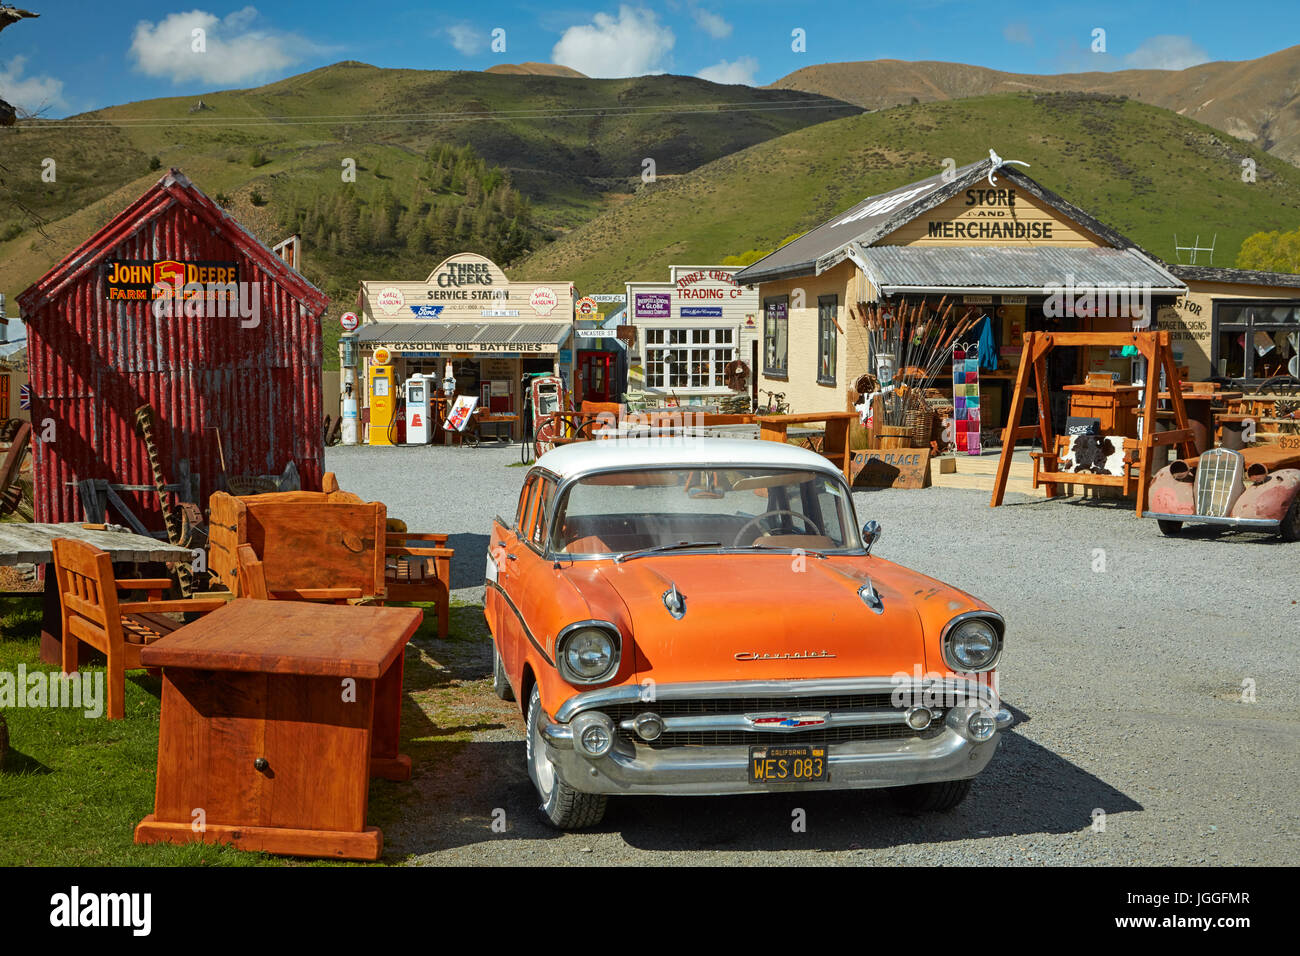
(485, 62, 587, 78)
(769, 45, 1300, 164)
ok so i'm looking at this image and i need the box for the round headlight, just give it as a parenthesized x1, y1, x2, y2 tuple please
(559, 625, 619, 683)
(944, 616, 1002, 672)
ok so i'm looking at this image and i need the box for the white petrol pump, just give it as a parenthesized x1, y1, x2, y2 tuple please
(404, 374, 437, 445)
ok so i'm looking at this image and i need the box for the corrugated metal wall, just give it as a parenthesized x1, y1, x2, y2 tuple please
(26, 199, 325, 528)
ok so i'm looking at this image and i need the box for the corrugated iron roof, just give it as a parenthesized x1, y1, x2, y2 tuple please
(1169, 265, 1300, 289)
(856, 245, 1186, 294)
(357, 321, 570, 346)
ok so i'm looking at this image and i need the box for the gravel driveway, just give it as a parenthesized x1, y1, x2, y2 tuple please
(326, 442, 1299, 866)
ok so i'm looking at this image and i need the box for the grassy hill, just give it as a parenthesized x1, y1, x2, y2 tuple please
(769, 45, 1300, 165)
(0, 61, 861, 309)
(515, 93, 1300, 293)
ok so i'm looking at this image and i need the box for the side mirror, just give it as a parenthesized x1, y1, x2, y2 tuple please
(861, 520, 882, 555)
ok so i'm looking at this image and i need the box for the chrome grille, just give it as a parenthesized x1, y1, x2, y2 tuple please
(1195, 448, 1244, 517)
(596, 694, 944, 750)
(623, 723, 944, 750)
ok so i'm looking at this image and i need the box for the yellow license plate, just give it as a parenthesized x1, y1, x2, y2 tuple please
(749, 745, 828, 784)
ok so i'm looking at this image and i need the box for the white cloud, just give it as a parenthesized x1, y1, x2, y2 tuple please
(696, 56, 758, 86)
(552, 5, 674, 78)
(129, 7, 311, 85)
(1123, 35, 1211, 71)
(0, 56, 66, 115)
(692, 7, 732, 39)
(447, 24, 485, 56)
(1003, 22, 1032, 47)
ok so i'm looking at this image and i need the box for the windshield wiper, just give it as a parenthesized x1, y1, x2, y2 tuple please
(615, 541, 720, 563)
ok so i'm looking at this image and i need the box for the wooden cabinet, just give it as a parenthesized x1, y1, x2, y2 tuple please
(135, 599, 422, 861)
(1063, 379, 1142, 437)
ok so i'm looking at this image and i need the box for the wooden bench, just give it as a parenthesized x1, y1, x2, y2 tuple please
(53, 538, 228, 720)
(209, 473, 453, 637)
(1030, 435, 1141, 497)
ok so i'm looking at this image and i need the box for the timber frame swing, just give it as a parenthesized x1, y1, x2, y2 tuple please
(990, 330, 1197, 517)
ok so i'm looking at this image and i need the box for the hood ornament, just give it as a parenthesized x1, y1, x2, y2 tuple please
(662, 582, 686, 620)
(858, 577, 884, 615)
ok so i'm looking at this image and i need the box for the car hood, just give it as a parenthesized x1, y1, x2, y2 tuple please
(570, 552, 931, 681)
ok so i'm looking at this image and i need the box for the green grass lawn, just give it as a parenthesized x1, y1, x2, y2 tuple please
(0, 597, 493, 866)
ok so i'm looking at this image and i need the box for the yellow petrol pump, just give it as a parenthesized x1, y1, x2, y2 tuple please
(367, 347, 397, 446)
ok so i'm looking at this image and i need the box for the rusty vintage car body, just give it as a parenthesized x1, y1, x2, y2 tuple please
(1148, 445, 1300, 540)
(485, 438, 1011, 829)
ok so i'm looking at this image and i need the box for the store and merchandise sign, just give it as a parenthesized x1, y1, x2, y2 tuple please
(103, 259, 238, 301)
(925, 188, 1054, 241)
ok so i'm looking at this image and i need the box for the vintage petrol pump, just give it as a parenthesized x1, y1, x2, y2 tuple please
(404, 374, 435, 445)
(367, 347, 398, 446)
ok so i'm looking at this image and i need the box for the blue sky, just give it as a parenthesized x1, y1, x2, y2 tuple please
(1, 1, 1296, 117)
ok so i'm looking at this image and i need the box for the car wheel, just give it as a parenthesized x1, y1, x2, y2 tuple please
(889, 778, 972, 812)
(491, 641, 514, 701)
(1157, 519, 1184, 536)
(526, 685, 607, 830)
(1279, 497, 1300, 543)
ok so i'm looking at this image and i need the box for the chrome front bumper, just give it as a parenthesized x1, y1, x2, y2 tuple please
(540, 677, 1013, 797)
(1146, 511, 1280, 529)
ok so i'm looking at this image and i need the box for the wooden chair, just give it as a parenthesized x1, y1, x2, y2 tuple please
(383, 533, 453, 638)
(53, 538, 229, 720)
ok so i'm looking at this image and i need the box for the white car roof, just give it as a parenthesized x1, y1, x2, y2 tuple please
(534, 437, 846, 481)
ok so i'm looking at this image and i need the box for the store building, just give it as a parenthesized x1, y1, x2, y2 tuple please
(351, 253, 575, 440)
(625, 265, 761, 405)
(735, 156, 1300, 430)
(17, 169, 329, 526)
(1161, 267, 1300, 384)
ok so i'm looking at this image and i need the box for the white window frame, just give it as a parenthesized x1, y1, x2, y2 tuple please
(641, 324, 739, 393)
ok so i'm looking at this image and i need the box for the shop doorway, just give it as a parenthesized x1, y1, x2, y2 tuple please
(577, 351, 614, 403)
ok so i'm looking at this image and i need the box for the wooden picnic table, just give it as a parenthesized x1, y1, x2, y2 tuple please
(134, 599, 422, 861)
(0, 523, 193, 665)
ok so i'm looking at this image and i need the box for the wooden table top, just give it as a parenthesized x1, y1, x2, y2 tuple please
(140, 599, 423, 679)
(1158, 391, 1244, 403)
(0, 523, 194, 566)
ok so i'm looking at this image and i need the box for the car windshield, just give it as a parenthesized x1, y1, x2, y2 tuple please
(550, 467, 859, 556)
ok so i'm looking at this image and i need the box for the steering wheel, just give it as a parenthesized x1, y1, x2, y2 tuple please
(732, 509, 825, 547)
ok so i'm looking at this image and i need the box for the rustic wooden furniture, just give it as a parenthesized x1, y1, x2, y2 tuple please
(0, 420, 31, 518)
(991, 331, 1196, 517)
(1158, 383, 1244, 455)
(0, 523, 194, 666)
(209, 475, 454, 633)
(134, 599, 422, 861)
(1063, 377, 1142, 437)
(757, 412, 857, 484)
(384, 533, 453, 638)
(208, 489, 386, 603)
(52, 538, 228, 720)
(1028, 435, 1141, 498)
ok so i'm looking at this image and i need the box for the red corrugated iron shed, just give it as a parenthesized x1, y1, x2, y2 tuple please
(17, 169, 330, 529)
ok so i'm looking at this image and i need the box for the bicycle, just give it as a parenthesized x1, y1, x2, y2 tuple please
(756, 389, 789, 415)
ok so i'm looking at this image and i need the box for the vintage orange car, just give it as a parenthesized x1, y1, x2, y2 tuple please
(485, 438, 1011, 829)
